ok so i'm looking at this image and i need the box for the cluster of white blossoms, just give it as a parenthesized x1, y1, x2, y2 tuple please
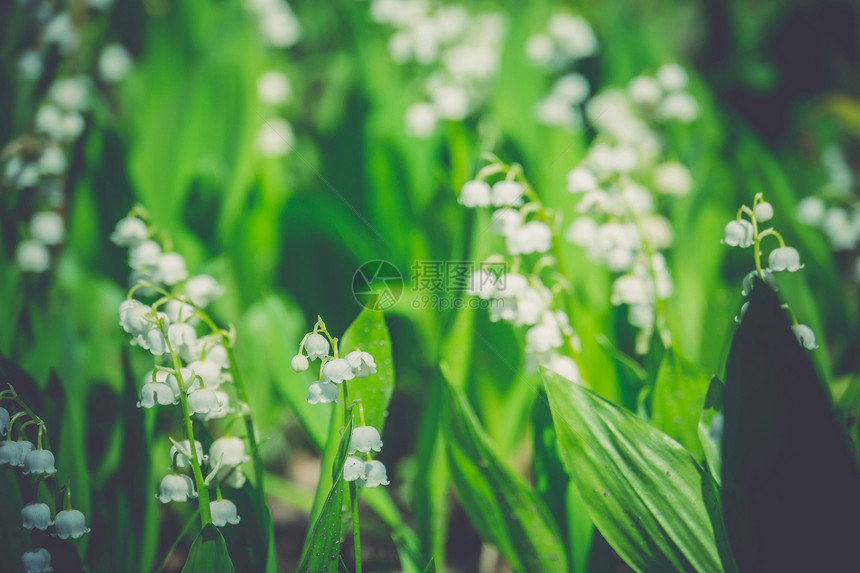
(291, 318, 390, 488)
(245, 0, 301, 48)
(248, 0, 300, 158)
(526, 13, 597, 129)
(561, 64, 698, 353)
(369, 0, 506, 137)
(459, 158, 583, 385)
(4, 0, 132, 277)
(796, 146, 860, 281)
(1, 390, 90, 573)
(112, 212, 248, 528)
(724, 193, 818, 349)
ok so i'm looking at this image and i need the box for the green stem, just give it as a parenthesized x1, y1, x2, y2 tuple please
(224, 344, 265, 512)
(165, 329, 212, 526)
(350, 481, 362, 573)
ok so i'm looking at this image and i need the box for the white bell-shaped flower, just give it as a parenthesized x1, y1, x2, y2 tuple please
(405, 102, 437, 138)
(188, 388, 222, 415)
(168, 323, 197, 350)
(184, 275, 223, 307)
(129, 240, 162, 270)
(23, 450, 57, 475)
(722, 220, 754, 247)
(156, 473, 197, 503)
(210, 499, 241, 527)
(209, 436, 249, 467)
(322, 358, 355, 384)
(306, 381, 339, 404)
(165, 299, 196, 324)
(360, 460, 390, 488)
(653, 162, 692, 196)
(629, 75, 662, 106)
(30, 212, 65, 245)
(155, 253, 188, 285)
(0, 406, 9, 436)
(170, 440, 207, 468)
(459, 180, 492, 207)
(506, 221, 552, 255)
(110, 217, 148, 247)
(656, 63, 688, 91)
(0, 440, 33, 467)
(545, 354, 582, 385)
(21, 503, 53, 530)
(797, 196, 825, 225)
(768, 246, 803, 272)
(343, 456, 366, 482)
(491, 180, 524, 207)
(201, 391, 233, 422)
(165, 367, 191, 396)
(304, 333, 330, 360)
(137, 382, 177, 408)
(21, 548, 52, 573)
(187, 359, 222, 390)
(467, 269, 498, 300)
(119, 300, 154, 337)
(735, 301, 750, 324)
(792, 324, 819, 349)
(345, 351, 377, 378)
(16, 240, 50, 273)
(491, 209, 523, 239)
(349, 426, 383, 454)
(146, 327, 169, 356)
(566, 167, 598, 194)
(291, 354, 309, 372)
(754, 201, 774, 222)
(54, 509, 90, 539)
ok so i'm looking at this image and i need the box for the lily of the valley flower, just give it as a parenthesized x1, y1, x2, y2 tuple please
(0, 440, 34, 467)
(304, 333, 330, 360)
(21, 503, 53, 531)
(306, 380, 339, 404)
(322, 358, 355, 384)
(768, 246, 803, 272)
(23, 450, 57, 475)
(210, 499, 241, 527)
(137, 382, 177, 408)
(345, 351, 377, 378)
(722, 220, 754, 248)
(54, 509, 90, 539)
(349, 426, 383, 454)
(156, 473, 197, 503)
(791, 324, 819, 349)
(21, 548, 52, 573)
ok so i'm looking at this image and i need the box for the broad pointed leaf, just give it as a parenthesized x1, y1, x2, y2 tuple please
(652, 347, 711, 457)
(722, 280, 860, 571)
(340, 307, 394, 433)
(542, 370, 729, 573)
(182, 524, 235, 573)
(444, 381, 568, 572)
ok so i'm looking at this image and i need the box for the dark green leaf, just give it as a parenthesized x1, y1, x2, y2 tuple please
(340, 308, 394, 433)
(444, 381, 568, 572)
(181, 524, 235, 573)
(722, 280, 860, 571)
(651, 347, 711, 457)
(542, 369, 727, 573)
(297, 413, 354, 572)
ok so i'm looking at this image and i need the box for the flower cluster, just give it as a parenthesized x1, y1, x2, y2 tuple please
(247, 0, 301, 159)
(3, 0, 132, 276)
(291, 317, 390, 487)
(1, 388, 90, 573)
(560, 64, 698, 353)
(724, 193, 818, 349)
(369, 0, 507, 137)
(526, 13, 598, 129)
(459, 158, 583, 385)
(796, 146, 860, 281)
(112, 210, 251, 528)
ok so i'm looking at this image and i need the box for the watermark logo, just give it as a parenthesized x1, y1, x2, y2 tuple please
(352, 260, 403, 311)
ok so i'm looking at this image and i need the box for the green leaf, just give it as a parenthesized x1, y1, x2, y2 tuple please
(421, 558, 436, 573)
(297, 413, 354, 572)
(651, 347, 711, 457)
(698, 377, 725, 486)
(444, 380, 568, 572)
(722, 280, 860, 571)
(340, 307, 394, 433)
(181, 524, 235, 573)
(542, 369, 729, 573)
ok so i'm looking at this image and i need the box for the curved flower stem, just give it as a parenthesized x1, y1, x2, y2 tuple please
(3, 385, 52, 452)
(224, 344, 266, 514)
(164, 329, 212, 526)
